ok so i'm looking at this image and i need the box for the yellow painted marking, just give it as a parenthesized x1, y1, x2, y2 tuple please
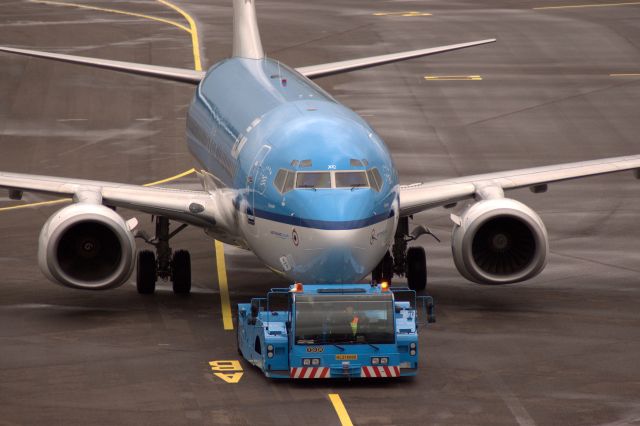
(610, 73, 640, 77)
(29, 0, 191, 32)
(156, 0, 203, 71)
(214, 372, 243, 383)
(209, 360, 243, 371)
(215, 240, 233, 330)
(142, 168, 196, 187)
(424, 75, 482, 81)
(373, 11, 432, 16)
(328, 394, 354, 426)
(0, 198, 70, 212)
(534, 1, 640, 9)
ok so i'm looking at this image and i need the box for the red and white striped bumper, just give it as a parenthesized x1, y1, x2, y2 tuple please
(290, 367, 331, 379)
(360, 366, 400, 378)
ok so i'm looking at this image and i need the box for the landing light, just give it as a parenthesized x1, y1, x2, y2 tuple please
(381, 282, 389, 292)
(291, 283, 304, 292)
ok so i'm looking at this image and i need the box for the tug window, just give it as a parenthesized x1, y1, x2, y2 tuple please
(296, 172, 331, 189)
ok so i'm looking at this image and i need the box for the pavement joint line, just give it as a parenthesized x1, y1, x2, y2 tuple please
(328, 394, 354, 426)
(533, 1, 640, 9)
(610, 73, 640, 77)
(215, 240, 233, 330)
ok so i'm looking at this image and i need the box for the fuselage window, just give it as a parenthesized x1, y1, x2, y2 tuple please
(296, 172, 331, 189)
(335, 171, 369, 189)
(274, 169, 288, 192)
(367, 168, 383, 192)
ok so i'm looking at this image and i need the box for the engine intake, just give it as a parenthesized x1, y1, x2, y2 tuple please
(38, 203, 136, 290)
(451, 198, 548, 285)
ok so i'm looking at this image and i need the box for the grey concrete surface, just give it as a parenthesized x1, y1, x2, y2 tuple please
(0, 0, 639, 425)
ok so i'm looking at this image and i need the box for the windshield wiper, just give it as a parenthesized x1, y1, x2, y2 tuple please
(333, 344, 345, 351)
(366, 342, 379, 351)
(350, 184, 366, 191)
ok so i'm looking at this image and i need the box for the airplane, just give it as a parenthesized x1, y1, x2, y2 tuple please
(0, 0, 639, 295)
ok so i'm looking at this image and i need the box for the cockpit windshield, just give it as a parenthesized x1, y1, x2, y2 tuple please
(296, 172, 331, 189)
(274, 167, 383, 193)
(294, 294, 395, 345)
(335, 171, 368, 188)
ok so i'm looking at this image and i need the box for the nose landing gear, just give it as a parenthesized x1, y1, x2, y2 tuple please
(372, 217, 439, 291)
(135, 216, 191, 295)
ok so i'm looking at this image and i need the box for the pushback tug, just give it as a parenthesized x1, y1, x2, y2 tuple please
(237, 283, 435, 379)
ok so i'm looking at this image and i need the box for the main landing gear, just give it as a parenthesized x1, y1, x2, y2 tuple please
(135, 216, 191, 295)
(372, 217, 439, 291)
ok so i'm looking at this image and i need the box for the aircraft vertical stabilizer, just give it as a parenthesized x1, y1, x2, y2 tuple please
(232, 0, 264, 60)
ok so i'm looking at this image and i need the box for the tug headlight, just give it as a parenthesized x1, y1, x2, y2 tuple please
(380, 357, 389, 365)
(410, 342, 416, 349)
(303, 358, 311, 366)
(371, 357, 380, 365)
(311, 358, 320, 366)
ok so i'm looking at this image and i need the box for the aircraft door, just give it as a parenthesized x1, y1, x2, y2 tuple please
(246, 145, 271, 230)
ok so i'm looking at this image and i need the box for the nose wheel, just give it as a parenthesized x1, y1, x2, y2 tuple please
(135, 216, 191, 295)
(373, 217, 434, 291)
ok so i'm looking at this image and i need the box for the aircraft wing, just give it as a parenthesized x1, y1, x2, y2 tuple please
(0, 171, 225, 228)
(399, 155, 640, 216)
(296, 39, 496, 79)
(0, 46, 205, 84)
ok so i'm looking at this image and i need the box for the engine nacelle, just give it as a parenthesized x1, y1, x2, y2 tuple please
(38, 203, 136, 290)
(451, 198, 548, 285)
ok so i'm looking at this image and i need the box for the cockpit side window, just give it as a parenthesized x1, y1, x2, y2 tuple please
(274, 169, 287, 193)
(283, 170, 296, 193)
(367, 168, 383, 192)
(335, 171, 369, 188)
(296, 172, 331, 189)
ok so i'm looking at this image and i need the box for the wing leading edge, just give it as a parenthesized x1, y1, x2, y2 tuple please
(399, 155, 640, 216)
(0, 171, 227, 228)
(0, 46, 205, 84)
(296, 39, 496, 79)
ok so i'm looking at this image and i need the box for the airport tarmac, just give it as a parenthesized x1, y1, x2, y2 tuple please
(1, 0, 639, 424)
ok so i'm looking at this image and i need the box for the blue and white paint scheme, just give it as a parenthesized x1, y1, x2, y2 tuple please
(1, 0, 640, 293)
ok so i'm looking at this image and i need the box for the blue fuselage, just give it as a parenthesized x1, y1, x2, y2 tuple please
(186, 57, 399, 283)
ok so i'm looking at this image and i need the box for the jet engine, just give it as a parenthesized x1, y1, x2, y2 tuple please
(38, 203, 136, 290)
(451, 198, 548, 285)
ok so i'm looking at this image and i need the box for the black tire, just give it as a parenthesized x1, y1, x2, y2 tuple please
(137, 250, 157, 294)
(407, 247, 427, 291)
(171, 250, 191, 295)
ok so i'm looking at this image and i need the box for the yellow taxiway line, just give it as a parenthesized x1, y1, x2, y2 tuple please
(534, 1, 640, 9)
(425, 75, 482, 81)
(156, 0, 202, 71)
(29, 0, 191, 32)
(373, 11, 432, 16)
(328, 394, 354, 426)
(215, 240, 233, 330)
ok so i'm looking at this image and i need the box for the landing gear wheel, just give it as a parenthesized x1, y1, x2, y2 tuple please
(171, 250, 191, 295)
(137, 250, 157, 294)
(407, 247, 427, 291)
